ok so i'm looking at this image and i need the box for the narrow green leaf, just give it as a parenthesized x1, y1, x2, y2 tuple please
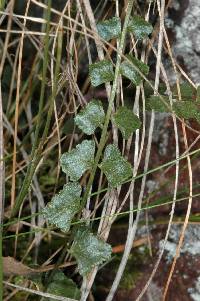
(60, 140, 95, 181)
(99, 144, 133, 188)
(146, 95, 171, 113)
(112, 106, 141, 139)
(47, 271, 81, 300)
(43, 182, 81, 232)
(74, 99, 105, 135)
(144, 81, 166, 98)
(0, 0, 5, 10)
(120, 55, 149, 86)
(146, 96, 200, 123)
(70, 227, 112, 276)
(196, 85, 200, 103)
(62, 117, 80, 135)
(89, 60, 114, 87)
(128, 15, 153, 40)
(172, 82, 195, 100)
(173, 101, 200, 122)
(97, 17, 121, 41)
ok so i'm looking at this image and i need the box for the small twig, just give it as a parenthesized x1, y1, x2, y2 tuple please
(3, 281, 77, 301)
(112, 236, 150, 253)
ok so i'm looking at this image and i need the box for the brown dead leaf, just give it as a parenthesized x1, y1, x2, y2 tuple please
(3, 257, 34, 276)
(3, 256, 76, 276)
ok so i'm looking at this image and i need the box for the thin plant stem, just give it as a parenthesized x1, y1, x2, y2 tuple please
(3, 281, 77, 301)
(80, 1, 136, 300)
(82, 0, 136, 208)
(3, 190, 200, 241)
(0, 1, 15, 297)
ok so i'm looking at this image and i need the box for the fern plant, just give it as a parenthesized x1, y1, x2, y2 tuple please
(3, 1, 200, 300)
(42, 12, 152, 280)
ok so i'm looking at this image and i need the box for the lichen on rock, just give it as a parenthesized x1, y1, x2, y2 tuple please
(159, 224, 200, 263)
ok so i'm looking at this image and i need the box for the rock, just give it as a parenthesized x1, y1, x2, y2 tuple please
(166, 0, 200, 84)
(159, 224, 200, 263)
(188, 276, 200, 301)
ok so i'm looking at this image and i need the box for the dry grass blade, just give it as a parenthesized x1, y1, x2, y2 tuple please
(3, 281, 78, 301)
